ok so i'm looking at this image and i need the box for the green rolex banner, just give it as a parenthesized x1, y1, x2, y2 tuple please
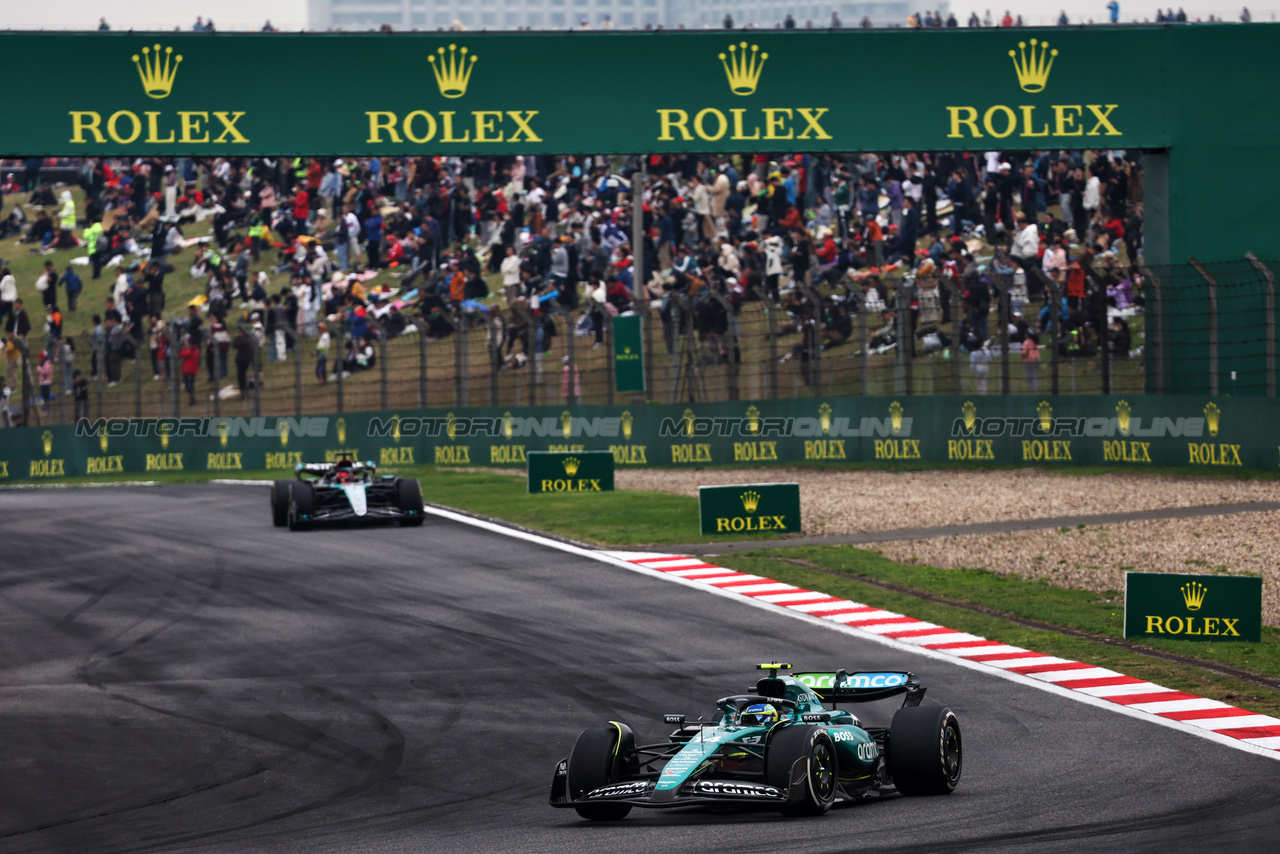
(699, 482, 801, 536)
(1124, 572, 1262, 642)
(526, 450, 614, 494)
(613, 315, 645, 393)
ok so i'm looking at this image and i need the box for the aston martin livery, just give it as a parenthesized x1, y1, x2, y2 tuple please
(550, 663, 962, 820)
(270, 459, 425, 530)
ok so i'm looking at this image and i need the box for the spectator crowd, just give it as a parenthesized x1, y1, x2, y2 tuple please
(0, 142, 1146, 422)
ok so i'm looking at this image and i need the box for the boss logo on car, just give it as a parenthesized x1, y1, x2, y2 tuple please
(585, 781, 648, 799)
(832, 730, 856, 743)
(693, 781, 782, 798)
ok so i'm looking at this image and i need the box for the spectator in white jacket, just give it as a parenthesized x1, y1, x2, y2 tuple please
(500, 246, 522, 303)
(1010, 213, 1040, 260)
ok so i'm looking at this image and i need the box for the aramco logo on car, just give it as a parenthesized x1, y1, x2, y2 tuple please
(699, 482, 800, 535)
(1124, 572, 1262, 643)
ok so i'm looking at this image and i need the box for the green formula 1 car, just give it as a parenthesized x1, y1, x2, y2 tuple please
(550, 663, 962, 820)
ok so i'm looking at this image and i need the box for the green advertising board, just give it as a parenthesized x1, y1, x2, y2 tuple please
(5, 394, 1280, 484)
(1124, 572, 1262, 643)
(613, 315, 645, 393)
(526, 450, 614, 494)
(699, 482, 800, 536)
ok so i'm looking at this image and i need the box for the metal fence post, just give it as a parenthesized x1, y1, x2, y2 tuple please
(242, 321, 262, 417)
(416, 317, 428, 408)
(1000, 282, 1011, 394)
(335, 323, 345, 414)
(802, 285, 823, 395)
(858, 288, 869, 396)
(1246, 252, 1276, 398)
(708, 291, 740, 401)
(294, 327, 302, 416)
(133, 338, 143, 417)
(487, 309, 500, 407)
(1140, 266, 1163, 394)
(603, 308, 615, 406)
(1190, 258, 1218, 396)
(557, 303, 577, 405)
(453, 309, 468, 408)
(950, 281, 962, 393)
(19, 341, 30, 427)
(92, 333, 103, 419)
(1048, 278, 1061, 396)
(376, 318, 389, 411)
(169, 319, 181, 417)
(754, 285, 779, 399)
(894, 283, 909, 396)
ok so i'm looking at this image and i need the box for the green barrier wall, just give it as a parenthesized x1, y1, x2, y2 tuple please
(2, 395, 1275, 482)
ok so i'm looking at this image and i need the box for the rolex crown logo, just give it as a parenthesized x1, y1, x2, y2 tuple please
(1181, 581, 1207, 611)
(562, 456, 581, 477)
(621, 410, 633, 441)
(100, 432, 109, 453)
(683, 408, 696, 436)
(1116, 400, 1132, 436)
(740, 490, 761, 513)
(218, 421, 229, 448)
(445, 412, 456, 441)
(561, 410, 573, 439)
(1204, 402, 1221, 437)
(962, 400, 977, 433)
(719, 42, 768, 96)
(888, 401, 904, 435)
(1037, 401, 1053, 433)
(502, 411, 514, 440)
(1008, 39, 1057, 93)
(280, 420, 291, 447)
(132, 44, 183, 99)
(336, 417, 347, 445)
(160, 427, 171, 449)
(819, 402, 832, 435)
(428, 44, 477, 99)
(391, 415, 402, 443)
(42, 430, 53, 456)
(746, 405, 761, 435)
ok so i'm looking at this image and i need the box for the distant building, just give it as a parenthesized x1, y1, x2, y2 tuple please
(307, 0, 931, 30)
(308, 0, 670, 30)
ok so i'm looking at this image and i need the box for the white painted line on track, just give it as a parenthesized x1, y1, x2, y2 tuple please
(418, 506, 1280, 763)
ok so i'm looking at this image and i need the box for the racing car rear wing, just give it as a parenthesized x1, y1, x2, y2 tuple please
(792, 670, 925, 705)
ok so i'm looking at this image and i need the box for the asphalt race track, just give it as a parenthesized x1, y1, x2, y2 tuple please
(1, 485, 1278, 854)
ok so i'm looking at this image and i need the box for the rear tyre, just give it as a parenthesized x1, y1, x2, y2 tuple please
(566, 725, 633, 821)
(287, 482, 315, 532)
(765, 724, 838, 817)
(888, 706, 962, 795)
(397, 477, 425, 527)
(270, 480, 292, 528)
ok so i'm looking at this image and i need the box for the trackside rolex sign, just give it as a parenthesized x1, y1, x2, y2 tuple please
(1124, 572, 1262, 643)
(699, 483, 800, 536)
(527, 450, 614, 494)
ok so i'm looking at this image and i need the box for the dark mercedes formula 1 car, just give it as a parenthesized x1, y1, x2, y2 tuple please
(550, 663, 962, 820)
(269, 459, 425, 531)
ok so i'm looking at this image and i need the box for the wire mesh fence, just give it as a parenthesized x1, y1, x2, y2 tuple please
(5, 254, 1276, 426)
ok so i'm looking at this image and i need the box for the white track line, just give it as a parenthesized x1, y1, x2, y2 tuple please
(421, 507, 1280, 763)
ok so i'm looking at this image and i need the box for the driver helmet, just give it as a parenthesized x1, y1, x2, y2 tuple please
(336, 470, 353, 483)
(741, 703, 779, 726)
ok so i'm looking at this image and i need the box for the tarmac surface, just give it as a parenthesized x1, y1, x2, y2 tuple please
(1, 484, 1278, 853)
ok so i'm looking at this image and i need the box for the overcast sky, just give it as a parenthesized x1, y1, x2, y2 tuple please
(1, 0, 1272, 31)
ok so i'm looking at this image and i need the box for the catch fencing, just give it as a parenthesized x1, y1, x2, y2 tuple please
(2, 255, 1273, 428)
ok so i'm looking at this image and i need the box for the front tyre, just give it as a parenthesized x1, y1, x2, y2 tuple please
(397, 478, 425, 527)
(566, 725, 634, 822)
(888, 706, 962, 795)
(287, 482, 315, 532)
(270, 480, 292, 527)
(765, 725, 838, 817)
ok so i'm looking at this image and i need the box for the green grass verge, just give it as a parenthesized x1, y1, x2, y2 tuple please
(709, 547, 1280, 719)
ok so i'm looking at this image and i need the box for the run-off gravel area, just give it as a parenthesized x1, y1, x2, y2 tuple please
(608, 467, 1280, 626)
